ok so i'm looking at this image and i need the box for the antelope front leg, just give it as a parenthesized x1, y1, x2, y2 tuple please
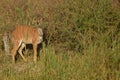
(33, 44, 37, 63)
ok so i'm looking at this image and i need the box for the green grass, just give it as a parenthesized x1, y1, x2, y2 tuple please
(0, 44, 119, 80)
(0, 0, 120, 80)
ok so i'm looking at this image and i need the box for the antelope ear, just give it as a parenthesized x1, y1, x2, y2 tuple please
(37, 28, 43, 36)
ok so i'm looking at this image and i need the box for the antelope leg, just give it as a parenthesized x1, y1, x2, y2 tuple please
(18, 43, 27, 62)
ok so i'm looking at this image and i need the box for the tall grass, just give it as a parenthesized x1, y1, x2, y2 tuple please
(0, 44, 120, 80)
(0, 0, 120, 80)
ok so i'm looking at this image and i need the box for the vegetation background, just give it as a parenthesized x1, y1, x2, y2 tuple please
(0, 0, 120, 80)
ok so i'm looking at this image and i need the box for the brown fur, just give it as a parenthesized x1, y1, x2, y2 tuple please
(11, 25, 43, 63)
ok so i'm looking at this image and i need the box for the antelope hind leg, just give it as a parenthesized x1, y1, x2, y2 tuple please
(18, 43, 27, 62)
(11, 43, 19, 63)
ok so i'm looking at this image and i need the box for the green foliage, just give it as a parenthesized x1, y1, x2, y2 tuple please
(0, 0, 119, 52)
(0, 45, 120, 80)
(0, 0, 120, 80)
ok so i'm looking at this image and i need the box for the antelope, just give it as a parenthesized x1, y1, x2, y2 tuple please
(10, 25, 43, 63)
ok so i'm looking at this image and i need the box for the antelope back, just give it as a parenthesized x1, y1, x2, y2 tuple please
(11, 26, 43, 44)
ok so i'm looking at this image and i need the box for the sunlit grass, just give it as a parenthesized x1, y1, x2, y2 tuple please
(0, 43, 119, 80)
